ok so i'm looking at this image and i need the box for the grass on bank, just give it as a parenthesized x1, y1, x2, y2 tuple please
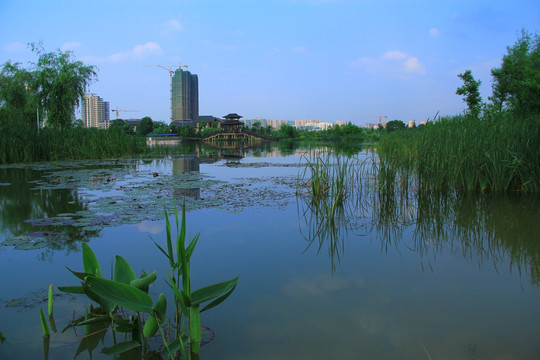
(377, 111, 540, 193)
(0, 124, 144, 164)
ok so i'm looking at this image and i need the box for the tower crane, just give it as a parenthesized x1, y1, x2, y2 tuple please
(146, 64, 188, 78)
(146, 64, 189, 122)
(112, 107, 139, 119)
(351, 114, 388, 127)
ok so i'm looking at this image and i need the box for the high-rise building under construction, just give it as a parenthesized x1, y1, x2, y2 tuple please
(171, 69, 198, 122)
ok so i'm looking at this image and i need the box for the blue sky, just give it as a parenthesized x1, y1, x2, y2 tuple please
(1, 0, 538, 125)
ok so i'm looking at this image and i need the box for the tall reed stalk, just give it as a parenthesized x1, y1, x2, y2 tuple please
(0, 123, 144, 164)
(377, 111, 540, 193)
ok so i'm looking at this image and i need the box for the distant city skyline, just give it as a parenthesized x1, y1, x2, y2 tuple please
(1, 1, 538, 125)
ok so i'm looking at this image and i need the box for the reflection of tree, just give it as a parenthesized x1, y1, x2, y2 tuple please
(0, 168, 91, 253)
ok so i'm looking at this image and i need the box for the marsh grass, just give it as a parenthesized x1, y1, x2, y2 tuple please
(377, 112, 540, 193)
(0, 124, 143, 164)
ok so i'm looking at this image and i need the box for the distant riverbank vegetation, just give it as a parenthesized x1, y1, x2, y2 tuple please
(377, 29, 540, 193)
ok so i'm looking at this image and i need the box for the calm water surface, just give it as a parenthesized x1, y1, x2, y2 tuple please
(0, 143, 539, 359)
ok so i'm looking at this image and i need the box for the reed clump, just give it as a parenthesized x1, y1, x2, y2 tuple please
(377, 111, 540, 193)
(0, 123, 144, 164)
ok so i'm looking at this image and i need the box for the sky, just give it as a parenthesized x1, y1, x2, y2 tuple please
(1, 0, 539, 125)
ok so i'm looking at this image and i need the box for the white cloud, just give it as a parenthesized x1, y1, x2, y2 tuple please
(4, 42, 27, 52)
(403, 57, 425, 74)
(429, 28, 441, 37)
(107, 42, 163, 62)
(351, 50, 426, 76)
(161, 19, 183, 35)
(282, 273, 352, 298)
(291, 46, 308, 54)
(136, 221, 163, 235)
(382, 50, 408, 61)
(61, 42, 82, 51)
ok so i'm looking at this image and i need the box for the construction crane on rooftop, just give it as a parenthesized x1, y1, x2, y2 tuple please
(146, 64, 188, 78)
(112, 107, 139, 119)
(146, 64, 189, 122)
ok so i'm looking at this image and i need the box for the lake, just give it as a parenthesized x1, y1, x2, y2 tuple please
(1, 142, 539, 359)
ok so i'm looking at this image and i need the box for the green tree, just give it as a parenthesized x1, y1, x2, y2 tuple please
(490, 29, 540, 114)
(456, 70, 482, 117)
(0, 61, 38, 127)
(151, 121, 171, 134)
(177, 125, 196, 138)
(277, 123, 298, 138)
(108, 119, 134, 134)
(252, 121, 262, 133)
(30, 43, 97, 130)
(385, 119, 406, 132)
(137, 116, 153, 136)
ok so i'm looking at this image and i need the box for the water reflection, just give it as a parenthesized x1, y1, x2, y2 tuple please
(172, 155, 202, 200)
(0, 167, 92, 254)
(298, 153, 540, 285)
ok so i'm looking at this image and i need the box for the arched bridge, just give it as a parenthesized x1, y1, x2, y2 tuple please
(202, 130, 269, 142)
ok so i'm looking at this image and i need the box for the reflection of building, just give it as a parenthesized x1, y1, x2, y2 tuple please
(171, 69, 198, 123)
(81, 93, 110, 129)
(172, 155, 200, 173)
(172, 156, 201, 200)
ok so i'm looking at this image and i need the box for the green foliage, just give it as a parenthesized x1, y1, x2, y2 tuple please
(108, 119, 133, 134)
(491, 29, 540, 114)
(277, 123, 298, 139)
(30, 42, 97, 130)
(385, 119, 406, 132)
(0, 61, 37, 127)
(200, 126, 220, 138)
(0, 123, 143, 164)
(176, 124, 197, 138)
(137, 116, 153, 136)
(456, 70, 482, 117)
(49, 206, 238, 358)
(378, 111, 540, 192)
(156, 204, 239, 357)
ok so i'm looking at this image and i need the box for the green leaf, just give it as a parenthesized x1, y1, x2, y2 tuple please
(85, 276, 154, 313)
(143, 314, 160, 339)
(186, 233, 200, 261)
(191, 276, 239, 306)
(47, 284, 54, 318)
(143, 294, 167, 338)
(154, 240, 171, 265)
(82, 243, 101, 277)
(101, 340, 140, 355)
(58, 285, 85, 294)
(189, 305, 201, 355)
(40, 308, 49, 337)
(114, 255, 137, 284)
(164, 210, 175, 268)
(65, 266, 92, 281)
(154, 293, 167, 321)
(130, 271, 157, 292)
(200, 284, 237, 313)
(167, 273, 189, 314)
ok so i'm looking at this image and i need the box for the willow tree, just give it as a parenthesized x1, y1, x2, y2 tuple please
(30, 43, 97, 130)
(0, 61, 37, 126)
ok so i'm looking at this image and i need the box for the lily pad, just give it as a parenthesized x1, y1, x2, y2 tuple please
(5, 298, 26, 308)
